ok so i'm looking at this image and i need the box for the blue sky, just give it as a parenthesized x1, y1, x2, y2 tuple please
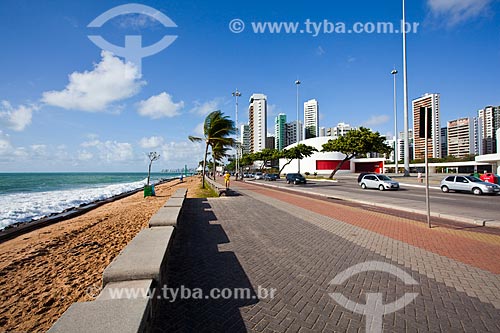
(0, 0, 499, 172)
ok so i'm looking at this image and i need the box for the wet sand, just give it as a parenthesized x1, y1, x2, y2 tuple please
(0, 176, 201, 332)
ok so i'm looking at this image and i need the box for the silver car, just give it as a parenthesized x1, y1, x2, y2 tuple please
(359, 174, 399, 191)
(440, 175, 500, 195)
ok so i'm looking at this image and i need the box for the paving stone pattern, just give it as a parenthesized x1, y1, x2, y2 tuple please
(152, 190, 500, 332)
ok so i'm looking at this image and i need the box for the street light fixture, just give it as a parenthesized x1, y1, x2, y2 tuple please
(295, 79, 301, 173)
(232, 89, 241, 180)
(402, 0, 410, 176)
(391, 69, 398, 174)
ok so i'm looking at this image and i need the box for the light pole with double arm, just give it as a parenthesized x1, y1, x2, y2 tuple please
(232, 89, 241, 180)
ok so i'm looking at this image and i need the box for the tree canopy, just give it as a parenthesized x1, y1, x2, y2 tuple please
(321, 127, 392, 178)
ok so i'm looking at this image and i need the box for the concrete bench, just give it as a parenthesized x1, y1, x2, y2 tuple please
(171, 188, 187, 198)
(102, 226, 174, 287)
(48, 298, 151, 333)
(163, 196, 184, 207)
(96, 279, 154, 301)
(149, 206, 182, 227)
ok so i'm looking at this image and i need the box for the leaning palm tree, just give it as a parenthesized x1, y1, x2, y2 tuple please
(212, 141, 231, 179)
(189, 110, 235, 188)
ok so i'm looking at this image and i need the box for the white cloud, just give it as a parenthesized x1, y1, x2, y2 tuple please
(362, 115, 390, 127)
(159, 141, 205, 166)
(193, 122, 205, 137)
(189, 98, 223, 116)
(427, 0, 492, 25)
(137, 92, 184, 119)
(0, 100, 36, 131)
(77, 150, 94, 161)
(81, 139, 134, 162)
(139, 136, 165, 149)
(42, 51, 144, 112)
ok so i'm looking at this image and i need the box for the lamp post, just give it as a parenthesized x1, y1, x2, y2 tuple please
(402, 0, 410, 176)
(391, 69, 398, 174)
(295, 79, 301, 173)
(232, 89, 241, 180)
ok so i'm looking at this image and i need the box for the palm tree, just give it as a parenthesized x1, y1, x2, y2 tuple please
(212, 141, 231, 178)
(189, 110, 235, 188)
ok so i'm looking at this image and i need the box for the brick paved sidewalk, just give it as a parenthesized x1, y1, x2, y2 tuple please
(152, 184, 500, 332)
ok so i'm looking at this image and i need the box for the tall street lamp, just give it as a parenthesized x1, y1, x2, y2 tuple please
(402, 0, 410, 176)
(391, 69, 399, 174)
(232, 89, 241, 179)
(295, 79, 301, 173)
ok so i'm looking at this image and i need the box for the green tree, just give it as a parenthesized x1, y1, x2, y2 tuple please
(189, 110, 235, 188)
(253, 148, 281, 171)
(321, 127, 392, 179)
(211, 141, 230, 178)
(239, 153, 255, 172)
(278, 144, 318, 174)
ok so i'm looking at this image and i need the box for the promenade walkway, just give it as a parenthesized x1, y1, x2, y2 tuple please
(152, 180, 500, 332)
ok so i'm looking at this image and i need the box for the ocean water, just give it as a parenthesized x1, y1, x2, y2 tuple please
(0, 172, 182, 230)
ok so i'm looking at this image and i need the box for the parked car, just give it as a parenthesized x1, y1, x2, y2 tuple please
(286, 173, 307, 185)
(254, 172, 264, 180)
(440, 175, 500, 195)
(480, 173, 498, 184)
(264, 173, 279, 181)
(359, 174, 399, 191)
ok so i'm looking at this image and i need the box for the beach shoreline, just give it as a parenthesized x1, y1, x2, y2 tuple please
(0, 176, 201, 332)
(0, 178, 176, 243)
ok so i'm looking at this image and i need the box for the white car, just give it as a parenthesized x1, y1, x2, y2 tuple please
(440, 175, 500, 195)
(359, 174, 399, 191)
(254, 172, 264, 180)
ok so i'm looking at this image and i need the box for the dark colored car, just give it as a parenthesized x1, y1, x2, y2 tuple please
(286, 173, 306, 185)
(264, 173, 279, 181)
(357, 172, 370, 183)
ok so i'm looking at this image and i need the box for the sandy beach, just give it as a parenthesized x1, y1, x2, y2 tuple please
(0, 176, 201, 332)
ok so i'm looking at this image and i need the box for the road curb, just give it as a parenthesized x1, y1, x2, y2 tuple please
(243, 180, 500, 229)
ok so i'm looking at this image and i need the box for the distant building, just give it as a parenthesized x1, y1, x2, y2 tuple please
(304, 99, 319, 139)
(241, 124, 250, 154)
(266, 136, 275, 150)
(326, 123, 355, 139)
(440, 127, 448, 157)
(275, 113, 287, 151)
(447, 117, 474, 158)
(248, 93, 267, 153)
(477, 106, 500, 154)
(319, 127, 326, 137)
(398, 129, 413, 162)
(412, 93, 441, 160)
(285, 120, 303, 146)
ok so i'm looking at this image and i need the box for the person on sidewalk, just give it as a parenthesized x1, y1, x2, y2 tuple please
(224, 171, 230, 189)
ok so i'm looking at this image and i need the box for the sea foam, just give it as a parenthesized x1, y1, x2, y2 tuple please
(0, 178, 149, 230)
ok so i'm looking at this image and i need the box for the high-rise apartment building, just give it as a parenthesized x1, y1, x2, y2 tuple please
(412, 93, 441, 160)
(275, 113, 287, 151)
(248, 93, 267, 153)
(326, 123, 354, 139)
(398, 129, 413, 162)
(240, 124, 250, 154)
(304, 99, 319, 139)
(477, 106, 500, 154)
(440, 127, 448, 157)
(285, 120, 303, 147)
(447, 117, 474, 158)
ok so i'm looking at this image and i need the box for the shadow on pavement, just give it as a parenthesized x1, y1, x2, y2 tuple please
(152, 198, 257, 332)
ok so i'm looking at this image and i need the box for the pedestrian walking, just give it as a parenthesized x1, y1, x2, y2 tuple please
(224, 171, 230, 189)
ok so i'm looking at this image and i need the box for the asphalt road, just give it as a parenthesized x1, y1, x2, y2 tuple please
(248, 177, 500, 225)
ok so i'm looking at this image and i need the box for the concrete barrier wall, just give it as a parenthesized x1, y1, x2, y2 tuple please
(49, 188, 188, 333)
